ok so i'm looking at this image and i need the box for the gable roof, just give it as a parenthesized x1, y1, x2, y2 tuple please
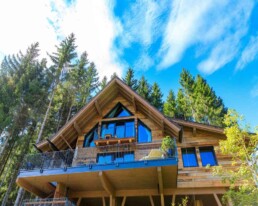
(36, 77, 182, 151)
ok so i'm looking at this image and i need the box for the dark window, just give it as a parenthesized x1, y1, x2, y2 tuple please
(101, 121, 135, 138)
(97, 152, 134, 164)
(105, 103, 132, 118)
(83, 125, 98, 147)
(138, 121, 152, 143)
(199, 147, 217, 166)
(181, 148, 198, 167)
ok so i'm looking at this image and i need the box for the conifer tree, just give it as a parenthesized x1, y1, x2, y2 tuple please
(137, 76, 152, 102)
(100, 76, 108, 90)
(150, 82, 163, 111)
(123, 67, 138, 90)
(175, 89, 192, 120)
(163, 90, 176, 117)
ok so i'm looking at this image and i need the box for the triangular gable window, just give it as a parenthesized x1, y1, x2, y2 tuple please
(104, 103, 132, 118)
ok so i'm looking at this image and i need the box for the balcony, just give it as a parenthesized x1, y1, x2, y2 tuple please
(17, 141, 178, 199)
(20, 141, 177, 172)
(22, 198, 75, 206)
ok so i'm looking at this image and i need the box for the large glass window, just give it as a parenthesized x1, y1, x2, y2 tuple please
(181, 148, 198, 167)
(83, 125, 98, 147)
(199, 146, 217, 166)
(101, 121, 135, 138)
(138, 121, 152, 143)
(97, 152, 134, 164)
(105, 103, 132, 118)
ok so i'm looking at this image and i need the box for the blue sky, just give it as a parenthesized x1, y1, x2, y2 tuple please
(0, 0, 257, 129)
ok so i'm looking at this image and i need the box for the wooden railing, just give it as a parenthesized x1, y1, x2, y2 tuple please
(22, 198, 75, 206)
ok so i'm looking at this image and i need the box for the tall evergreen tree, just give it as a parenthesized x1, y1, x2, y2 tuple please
(137, 76, 152, 102)
(163, 90, 176, 117)
(99, 76, 108, 90)
(123, 67, 138, 91)
(150, 82, 163, 111)
(175, 88, 192, 120)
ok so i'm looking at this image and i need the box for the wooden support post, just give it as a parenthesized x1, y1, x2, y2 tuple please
(149, 195, 154, 206)
(109, 195, 115, 206)
(213, 194, 222, 206)
(102, 197, 106, 206)
(193, 127, 197, 137)
(99, 171, 115, 196)
(172, 194, 176, 205)
(95, 100, 102, 116)
(157, 167, 164, 206)
(121, 196, 127, 206)
(76, 197, 82, 206)
(60, 134, 72, 149)
(74, 121, 82, 135)
(54, 183, 67, 198)
(195, 147, 202, 167)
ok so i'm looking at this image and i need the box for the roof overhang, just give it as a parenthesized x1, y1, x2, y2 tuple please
(36, 78, 181, 152)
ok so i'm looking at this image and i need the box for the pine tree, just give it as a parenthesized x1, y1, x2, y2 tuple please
(150, 82, 163, 111)
(175, 89, 192, 120)
(100, 76, 108, 90)
(163, 90, 176, 117)
(123, 67, 138, 90)
(137, 76, 152, 102)
(110, 72, 118, 79)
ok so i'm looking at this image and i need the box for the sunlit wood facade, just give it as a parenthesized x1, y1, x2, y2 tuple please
(17, 78, 234, 206)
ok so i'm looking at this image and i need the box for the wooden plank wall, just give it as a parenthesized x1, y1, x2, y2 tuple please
(177, 126, 233, 188)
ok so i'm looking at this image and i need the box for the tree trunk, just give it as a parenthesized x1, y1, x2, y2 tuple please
(36, 90, 55, 144)
(66, 104, 73, 123)
(14, 187, 25, 206)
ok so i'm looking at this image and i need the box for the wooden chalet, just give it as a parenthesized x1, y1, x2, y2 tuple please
(17, 77, 234, 206)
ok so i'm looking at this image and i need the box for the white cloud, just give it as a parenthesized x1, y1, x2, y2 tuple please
(0, 0, 58, 59)
(0, 0, 123, 79)
(120, 0, 168, 47)
(236, 35, 258, 70)
(158, 0, 255, 74)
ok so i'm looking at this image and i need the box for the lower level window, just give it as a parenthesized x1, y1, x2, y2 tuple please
(199, 146, 217, 166)
(97, 152, 134, 164)
(181, 148, 198, 167)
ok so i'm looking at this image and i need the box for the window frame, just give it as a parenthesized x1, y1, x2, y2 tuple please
(199, 146, 218, 166)
(181, 147, 199, 167)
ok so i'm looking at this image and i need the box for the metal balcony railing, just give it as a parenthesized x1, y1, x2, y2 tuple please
(20, 141, 177, 171)
(22, 198, 75, 206)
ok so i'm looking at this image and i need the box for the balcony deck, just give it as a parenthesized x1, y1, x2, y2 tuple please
(17, 142, 178, 199)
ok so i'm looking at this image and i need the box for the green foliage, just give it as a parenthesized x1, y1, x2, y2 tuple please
(171, 196, 188, 206)
(163, 90, 176, 117)
(212, 110, 258, 205)
(150, 82, 163, 111)
(123, 67, 138, 90)
(137, 76, 152, 102)
(161, 136, 175, 151)
(177, 69, 227, 126)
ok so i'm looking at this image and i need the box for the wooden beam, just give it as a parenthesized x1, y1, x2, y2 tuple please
(121, 196, 127, 206)
(102, 197, 106, 206)
(157, 167, 164, 194)
(73, 122, 82, 135)
(149, 195, 155, 206)
(33, 144, 43, 153)
(213, 194, 222, 206)
(99, 171, 115, 196)
(157, 167, 164, 206)
(60, 134, 72, 149)
(172, 194, 176, 205)
(46, 139, 59, 151)
(109, 195, 115, 206)
(132, 96, 137, 112)
(193, 127, 197, 137)
(16, 178, 47, 198)
(77, 197, 82, 206)
(95, 100, 102, 116)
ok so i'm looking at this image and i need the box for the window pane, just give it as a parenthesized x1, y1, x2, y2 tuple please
(115, 153, 124, 163)
(105, 103, 132, 118)
(116, 123, 125, 138)
(124, 152, 134, 162)
(138, 121, 152, 143)
(199, 147, 217, 166)
(101, 123, 115, 138)
(84, 126, 98, 147)
(182, 148, 198, 167)
(97, 154, 113, 164)
(125, 121, 135, 137)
